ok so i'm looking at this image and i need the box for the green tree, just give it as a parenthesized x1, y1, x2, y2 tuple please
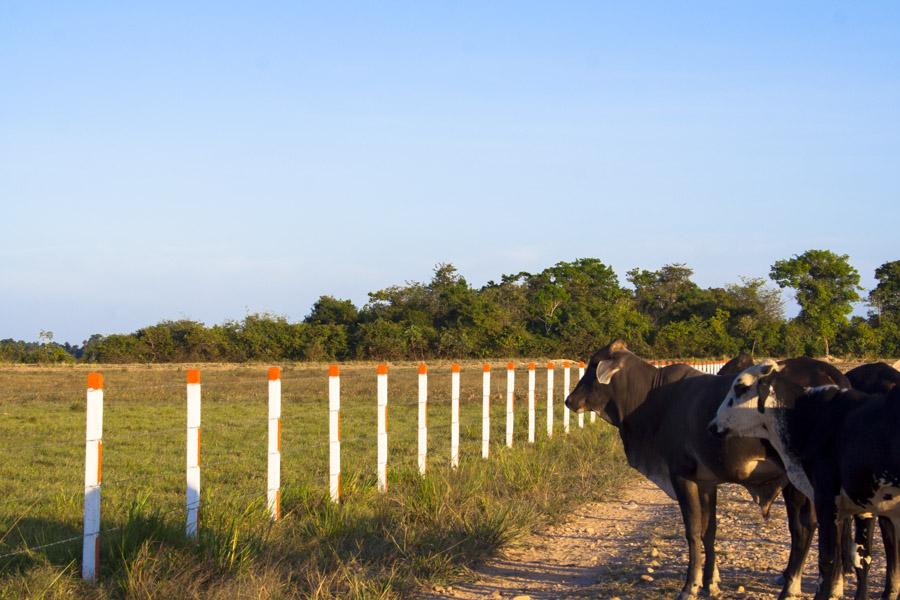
(627, 264, 708, 326)
(837, 317, 882, 358)
(869, 260, 900, 325)
(355, 319, 408, 359)
(300, 324, 349, 361)
(524, 259, 649, 357)
(305, 296, 359, 326)
(718, 277, 784, 354)
(770, 249, 861, 356)
(84, 334, 148, 363)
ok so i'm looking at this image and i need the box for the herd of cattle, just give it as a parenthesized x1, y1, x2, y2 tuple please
(564, 341, 900, 600)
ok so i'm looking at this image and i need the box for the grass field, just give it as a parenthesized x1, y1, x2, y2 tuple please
(0, 361, 631, 599)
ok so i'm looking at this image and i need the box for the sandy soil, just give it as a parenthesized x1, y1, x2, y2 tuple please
(422, 477, 890, 599)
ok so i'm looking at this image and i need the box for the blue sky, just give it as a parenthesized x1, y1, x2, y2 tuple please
(2, 2, 898, 344)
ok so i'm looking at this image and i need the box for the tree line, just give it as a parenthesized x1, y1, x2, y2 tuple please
(4, 250, 899, 364)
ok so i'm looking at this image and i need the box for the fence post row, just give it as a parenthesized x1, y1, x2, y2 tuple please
(377, 364, 388, 493)
(482, 364, 490, 459)
(527, 362, 536, 443)
(76, 356, 738, 584)
(417, 363, 427, 475)
(185, 370, 201, 540)
(267, 367, 281, 520)
(451, 363, 460, 468)
(506, 362, 515, 448)
(82, 373, 103, 581)
(328, 365, 341, 503)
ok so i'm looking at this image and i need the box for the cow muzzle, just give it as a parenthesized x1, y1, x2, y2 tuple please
(707, 419, 727, 438)
(564, 394, 584, 413)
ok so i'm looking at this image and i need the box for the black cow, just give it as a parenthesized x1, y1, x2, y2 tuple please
(847, 362, 900, 395)
(845, 362, 900, 598)
(565, 340, 842, 599)
(717, 352, 755, 377)
(712, 362, 900, 600)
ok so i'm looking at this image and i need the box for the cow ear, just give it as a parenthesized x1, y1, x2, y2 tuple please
(756, 378, 772, 413)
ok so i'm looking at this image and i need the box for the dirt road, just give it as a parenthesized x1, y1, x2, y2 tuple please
(424, 477, 888, 599)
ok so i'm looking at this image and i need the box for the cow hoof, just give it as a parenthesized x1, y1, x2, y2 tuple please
(677, 587, 702, 600)
(703, 583, 721, 598)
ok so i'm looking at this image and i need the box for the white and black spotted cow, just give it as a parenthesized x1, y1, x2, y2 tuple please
(564, 341, 843, 600)
(711, 361, 900, 600)
(845, 362, 900, 598)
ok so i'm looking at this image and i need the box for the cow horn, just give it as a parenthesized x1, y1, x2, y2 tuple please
(609, 339, 628, 353)
(758, 359, 780, 376)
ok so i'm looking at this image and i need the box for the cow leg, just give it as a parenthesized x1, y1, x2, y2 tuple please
(813, 490, 845, 600)
(780, 484, 816, 600)
(852, 515, 875, 600)
(842, 515, 860, 579)
(673, 475, 704, 600)
(882, 517, 899, 600)
(699, 484, 721, 597)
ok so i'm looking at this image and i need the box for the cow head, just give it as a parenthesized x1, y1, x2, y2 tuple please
(709, 360, 782, 438)
(717, 352, 755, 377)
(565, 339, 631, 425)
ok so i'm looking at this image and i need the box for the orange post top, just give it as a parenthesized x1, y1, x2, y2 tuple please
(483, 363, 491, 372)
(528, 362, 536, 370)
(547, 361, 554, 369)
(87, 372, 103, 390)
(329, 365, 340, 377)
(376, 364, 388, 375)
(187, 369, 201, 384)
(451, 363, 461, 373)
(418, 362, 427, 375)
(578, 361, 586, 368)
(507, 361, 515, 370)
(562, 360, 570, 369)
(268, 367, 281, 381)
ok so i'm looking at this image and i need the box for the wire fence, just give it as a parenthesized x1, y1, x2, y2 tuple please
(0, 358, 727, 579)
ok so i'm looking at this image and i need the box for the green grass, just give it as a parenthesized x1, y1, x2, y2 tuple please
(0, 362, 631, 599)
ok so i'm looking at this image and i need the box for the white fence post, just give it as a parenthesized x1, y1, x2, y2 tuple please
(528, 362, 536, 443)
(328, 365, 341, 503)
(482, 364, 490, 459)
(186, 369, 201, 539)
(546, 362, 554, 438)
(377, 364, 388, 493)
(505, 362, 515, 448)
(417, 363, 428, 475)
(563, 361, 571, 433)
(451, 363, 460, 468)
(82, 372, 103, 581)
(579, 361, 594, 424)
(267, 367, 281, 520)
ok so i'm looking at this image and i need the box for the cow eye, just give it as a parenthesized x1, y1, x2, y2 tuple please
(727, 398, 734, 407)
(733, 383, 749, 397)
